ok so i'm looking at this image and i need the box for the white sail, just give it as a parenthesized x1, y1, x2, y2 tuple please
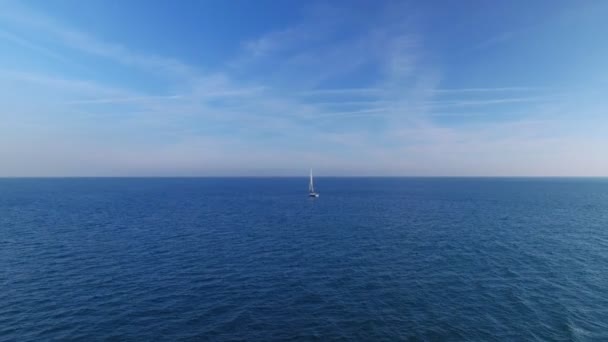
(309, 169, 314, 193)
(308, 169, 319, 197)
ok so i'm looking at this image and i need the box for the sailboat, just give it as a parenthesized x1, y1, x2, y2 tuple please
(308, 169, 319, 197)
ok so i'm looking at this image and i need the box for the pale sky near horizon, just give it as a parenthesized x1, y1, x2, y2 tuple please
(1, 0, 607, 176)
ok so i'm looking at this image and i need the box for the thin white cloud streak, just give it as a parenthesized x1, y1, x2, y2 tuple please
(306, 100, 390, 107)
(311, 108, 391, 119)
(423, 96, 552, 108)
(196, 87, 267, 98)
(0, 69, 135, 97)
(0, 69, 157, 115)
(306, 96, 549, 108)
(299, 88, 382, 96)
(0, 28, 70, 63)
(63, 86, 266, 105)
(0, 5, 196, 78)
(302, 86, 542, 96)
(432, 87, 542, 93)
(305, 97, 550, 120)
(65, 95, 184, 105)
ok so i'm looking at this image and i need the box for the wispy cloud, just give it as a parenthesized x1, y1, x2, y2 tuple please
(432, 87, 542, 93)
(0, 69, 134, 97)
(0, 28, 70, 63)
(0, 6, 196, 78)
(299, 88, 382, 96)
(311, 108, 391, 119)
(423, 96, 552, 108)
(65, 95, 184, 105)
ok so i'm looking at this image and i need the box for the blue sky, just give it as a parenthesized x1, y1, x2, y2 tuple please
(1, 0, 607, 176)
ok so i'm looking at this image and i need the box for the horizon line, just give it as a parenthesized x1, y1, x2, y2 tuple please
(1, 175, 607, 179)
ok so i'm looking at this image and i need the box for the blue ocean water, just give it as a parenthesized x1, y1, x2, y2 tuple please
(1, 178, 608, 341)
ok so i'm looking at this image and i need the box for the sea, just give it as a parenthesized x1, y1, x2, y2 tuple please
(1, 177, 608, 341)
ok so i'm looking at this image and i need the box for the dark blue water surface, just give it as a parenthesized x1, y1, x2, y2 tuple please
(1, 178, 608, 341)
